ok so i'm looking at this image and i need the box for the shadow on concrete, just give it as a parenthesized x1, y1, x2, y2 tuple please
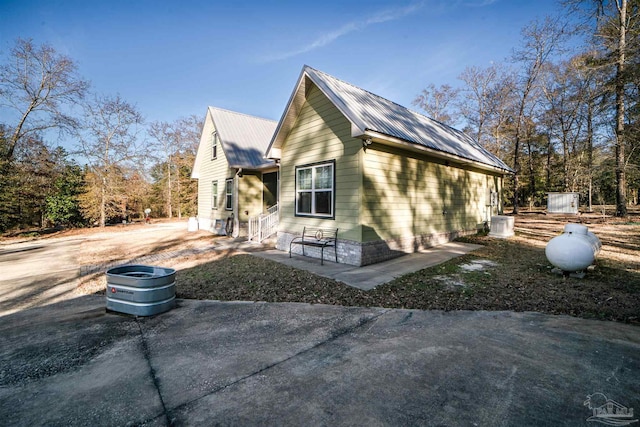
(1, 296, 638, 426)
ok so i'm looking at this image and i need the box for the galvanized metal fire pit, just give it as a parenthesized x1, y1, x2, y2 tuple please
(106, 264, 176, 316)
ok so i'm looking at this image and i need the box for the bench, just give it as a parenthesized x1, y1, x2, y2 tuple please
(289, 227, 338, 265)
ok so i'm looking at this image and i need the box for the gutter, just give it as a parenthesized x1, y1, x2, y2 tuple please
(359, 129, 513, 175)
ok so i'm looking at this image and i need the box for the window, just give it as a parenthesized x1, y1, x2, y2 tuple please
(295, 161, 334, 218)
(211, 181, 218, 209)
(211, 131, 218, 160)
(225, 178, 233, 210)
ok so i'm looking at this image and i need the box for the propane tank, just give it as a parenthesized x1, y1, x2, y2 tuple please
(545, 224, 601, 273)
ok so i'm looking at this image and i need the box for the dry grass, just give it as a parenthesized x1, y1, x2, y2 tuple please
(75, 213, 639, 323)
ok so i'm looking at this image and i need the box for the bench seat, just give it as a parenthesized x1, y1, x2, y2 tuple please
(289, 227, 338, 265)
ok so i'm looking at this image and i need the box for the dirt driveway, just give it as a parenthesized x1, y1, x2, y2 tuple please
(2, 214, 638, 317)
(0, 221, 216, 316)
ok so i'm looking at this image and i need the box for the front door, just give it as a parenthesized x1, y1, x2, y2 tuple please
(263, 171, 278, 210)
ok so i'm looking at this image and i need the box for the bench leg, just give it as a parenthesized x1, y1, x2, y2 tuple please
(335, 244, 338, 263)
(320, 247, 324, 265)
(289, 243, 305, 258)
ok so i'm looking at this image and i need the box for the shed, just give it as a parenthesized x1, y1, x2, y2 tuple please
(547, 192, 579, 214)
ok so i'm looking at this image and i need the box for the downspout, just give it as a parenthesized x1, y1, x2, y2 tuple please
(233, 168, 242, 237)
(276, 160, 281, 220)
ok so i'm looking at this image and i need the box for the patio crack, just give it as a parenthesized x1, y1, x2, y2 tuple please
(135, 319, 173, 427)
(168, 308, 390, 414)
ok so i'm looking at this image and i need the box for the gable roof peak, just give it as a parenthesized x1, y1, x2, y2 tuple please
(304, 66, 422, 118)
(206, 106, 277, 170)
(295, 66, 512, 173)
(208, 106, 275, 125)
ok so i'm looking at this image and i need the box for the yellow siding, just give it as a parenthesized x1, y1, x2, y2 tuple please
(195, 115, 234, 222)
(361, 143, 502, 242)
(239, 172, 263, 222)
(278, 84, 504, 246)
(279, 84, 362, 241)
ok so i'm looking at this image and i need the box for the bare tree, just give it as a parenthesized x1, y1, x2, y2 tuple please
(458, 63, 516, 155)
(172, 115, 202, 218)
(607, 0, 634, 216)
(0, 38, 89, 162)
(541, 60, 586, 192)
(565, 0, 640, 215)
(459, 65, 497, 147)
(560, 52, 608, 209)
(412, 83, 460, 125)
(77, 95, 143, 227)
(509, 17, 568, 213)
(148, 121, 176, 218)
(148, 115, 201, 219)
(487, 75, 518, 163)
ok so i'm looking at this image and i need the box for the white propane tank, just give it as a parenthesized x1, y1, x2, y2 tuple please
(545, 223, 601, 272)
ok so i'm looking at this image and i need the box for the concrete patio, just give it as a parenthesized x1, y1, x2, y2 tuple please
(251, 241, 483, 290)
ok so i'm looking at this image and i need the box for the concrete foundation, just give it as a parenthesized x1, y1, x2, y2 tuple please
(277, 228, 478, 266)
(197, 218, 249, 237)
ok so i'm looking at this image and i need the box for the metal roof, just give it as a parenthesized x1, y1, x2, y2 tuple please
(269, 66, 512, 173)
(209, 107, 277, 169)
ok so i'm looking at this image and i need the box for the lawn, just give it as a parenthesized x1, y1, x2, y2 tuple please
(78, 213, 640, 324)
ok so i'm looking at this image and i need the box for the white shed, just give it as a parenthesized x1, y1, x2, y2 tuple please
(547, 192, 579, 214)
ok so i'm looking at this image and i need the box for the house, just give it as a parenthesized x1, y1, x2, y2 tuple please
(266, 66, 513, 266)
(191, 107, 278, 236)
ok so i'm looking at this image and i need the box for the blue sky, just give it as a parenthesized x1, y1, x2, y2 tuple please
(1, 0, 565, 134)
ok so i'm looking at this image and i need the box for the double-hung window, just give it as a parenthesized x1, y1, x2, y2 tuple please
(211, 181, 218, 209)
(211, 131, 218, 160)
(295, 161, 334, 218)
(225, 178, 233, 210)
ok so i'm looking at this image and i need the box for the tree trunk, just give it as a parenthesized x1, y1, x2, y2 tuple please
(176, 169, 182, 219)
(526, 128, 536, 208)
(587, 101, 594, 212)
(7, 100, 38, 162)
(512, 101, 526, 214)
(512, 145, 520, 214)
(562, 134, 570, 191)
(546, 132, 552, 191)
(511, 80, 534, 215)
(615, 0, 627, 217)
(167, 158, 173, 219)
(512, 109, 525, 214)
(100, 176, 106, 228)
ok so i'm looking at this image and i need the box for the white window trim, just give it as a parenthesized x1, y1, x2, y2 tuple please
(211, 131, 218, 160)
(225, 178, 233, 211)
(295, 162, 334, 218)
(211, 181, 218, 210)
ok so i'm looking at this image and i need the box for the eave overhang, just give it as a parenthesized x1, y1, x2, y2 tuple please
(359, 129, 513, 175)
